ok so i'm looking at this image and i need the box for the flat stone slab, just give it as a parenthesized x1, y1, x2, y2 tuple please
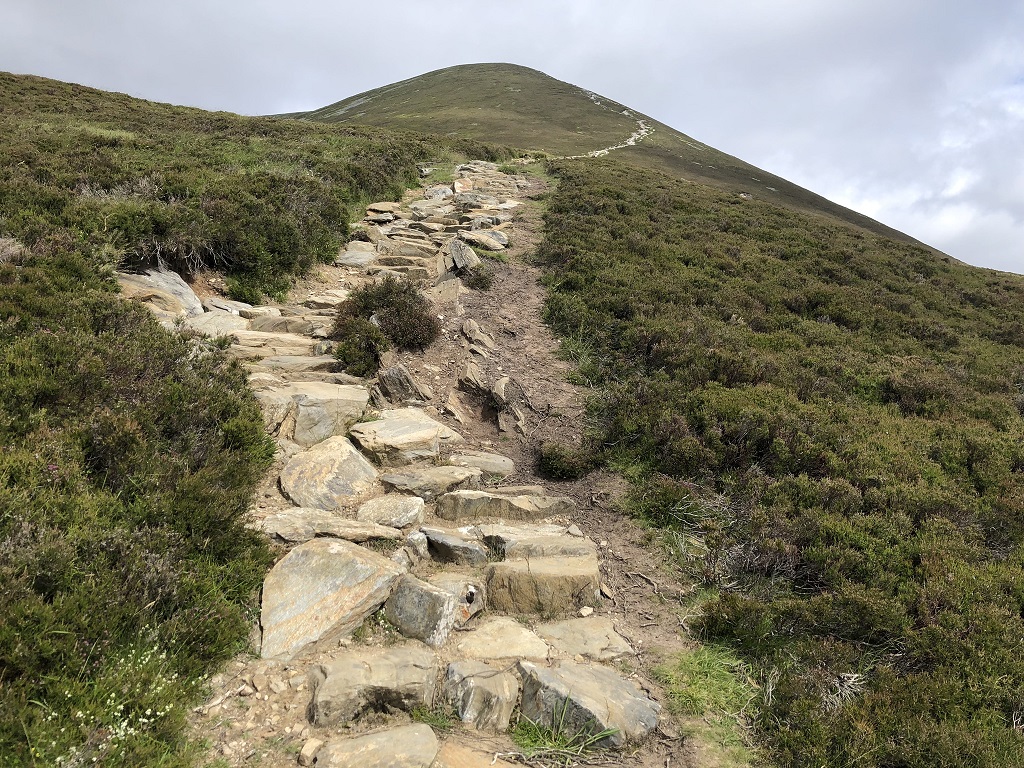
(257, 382, 369, 448)
(518, 660, 660, 748)
(436, 491, 575, 522)
(227, 329, 318, 357)
(380, 465, 481, 501)
(480, 524, 597, 559)
(279, 437, 379, 511)
(432, 742, 516, 768)
(260, 539, 404, 660)
(350, 408, 464, 466)
(249, 314, 315, 335)
(356, 495, 425, 528)
(454, 617, 549, 662)
(448, 450, 514, 480)
(485, 555, 601, 616)
(316, 723, 438, 768)
(182, 311, 251, 335)
(304, 289, 351, 309)
(248, 354, 338, 373)
(260, 509, 402, 544)
(444, 660, 519, 732)
(384, 574, 459, 647)
(422, 527, 489, 566)
(311, 644, 438, 725)
(536, 616, 634, 661)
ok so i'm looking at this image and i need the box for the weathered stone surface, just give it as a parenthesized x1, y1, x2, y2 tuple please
(305, 290, 351, 309)
(461, 319, 495, 349)
(202, 296, 252, 315)
(238, 305, 281, 319)
(424, 184, 454, 200)
(117, 269, 204, 320)
(377, 364, 434, 403)
(485, 555, 601, 616)
(428, 573, 485, 625)
(349, 408, 463, 466)
(536, 616, 634, 661)
(367, 201, 404, 214)
(455, 617, 549, 662)
(257, 382, 369, 447)
(422, 527, 489, 566)
(383, 574, 458, 647)
(517, 660, 660, 748)
(449, 451, 514, 480)
(279, 437, 379, 511)
(444, 660, 519, 731)
(316, 724, 438, 768)
(298, 738, 324, 766)
(249, 314, 314, 335)
(436, 491, 575, 522)
(445, 239, 482, 272)
(480, 524, 598, 559)
(311, 645, 438, 724)
(260, 509, 402, 544)
(336, 248, 377, 268)
(381, 466, 481, 501)
(227, 329, 318, 358)
(356, 495, 425, 528)
(458, 360, 488, 393)
(260, 539, 403, 659)
(459, 230, 505, 251)
(432, 743, 516, 768)
(247, 371, 284, 389)
(182, 311, 251, 335)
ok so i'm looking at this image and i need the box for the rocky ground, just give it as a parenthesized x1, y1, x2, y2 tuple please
(119, 163, 714, 767)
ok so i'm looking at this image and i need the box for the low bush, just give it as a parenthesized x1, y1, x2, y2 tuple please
(334, 275, 441, 355)
(536, 441, 594, 480)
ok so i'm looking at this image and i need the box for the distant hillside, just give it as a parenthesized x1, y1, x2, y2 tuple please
(290, 63, 924, 245)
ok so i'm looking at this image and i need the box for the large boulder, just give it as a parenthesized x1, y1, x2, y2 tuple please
(279, 437, 379, 511)
(444, 660, 519, 731)
(257, 382, 369, 447)
(349, 408, 464, 466)
(436, 491, 575, 522)
(260, 539, 404, 659)
(310, 644, 439, 724)
(117, 269, 204, 322)
(316, 724, 438, 768)
(485, 555, 601, 616)
(517, 660, 660, 748)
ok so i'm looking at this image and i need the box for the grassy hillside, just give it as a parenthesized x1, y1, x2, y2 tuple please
(539, 159, 1024, 766)
(0, 72, 508, 766)
(292, 63, 922, 244)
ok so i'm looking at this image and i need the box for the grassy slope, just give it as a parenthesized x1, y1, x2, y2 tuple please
(0, 72, 507, 766)
(291, 62, 922, 244)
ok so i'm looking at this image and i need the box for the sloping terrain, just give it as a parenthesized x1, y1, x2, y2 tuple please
(291, 62, 923, 244)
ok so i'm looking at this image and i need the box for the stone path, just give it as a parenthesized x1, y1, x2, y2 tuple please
(117, 162, 668, 767)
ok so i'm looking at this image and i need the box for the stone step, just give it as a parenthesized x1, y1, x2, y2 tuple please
(315, 723, 437, 768)
(485, 554, 601, 616)
(435, 490, 575, 522)
(479, 523, 597, 559)
(380, 465, 481, 501)
(259, 508, 401, 544)
(349, 408, 464, 466)
(448, 450, 514, 480)
(279, 436, 379, 511)
(256, 381, 368, 447)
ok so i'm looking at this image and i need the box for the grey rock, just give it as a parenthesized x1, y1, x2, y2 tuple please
(424, 184, 454, 200)
(383, 574, 459, 647)
(260, 509, 402, 544)
(316, 724, 438, 768)
(349, 408, 464, 466)
(480, 524, 598, 559)
(117, 269, 204, 320)
(381, 465, 481, 501)
(461, 319, 495, 349)
(536, 616, 634, 661)
(406, 530, 430, 560)
(427, 573, 485, 626)
(249, 314, 314, 335)
(377, 364, 434, 403)
(311, 644, 438, 725)
(436, 491, 575, 522)
(445, 239, 482, 272)
(485, 555, 601, 616)
(257, 382, 369, 448)
(455, 617, 549, 662)
(202, 296, 252, 315)
(448, 450, 514, 480)
(226, 329, 317, 358)
(458, 360, 488, 393)
(304, 290, 350, 309)
(444, 660, 519, 731)
(356, 495, 425, 528)
(367, 201, 403, 214)
(279, 437, 379, 511)
(260, 539, 404, 659)
(238, 305, 281, 319)
(517, 660, 660, 748)
(422, 527, 489, 566)
(459, 230, 505, 251)
(247, 354, 338, 372)
(182, 311, 251, 336)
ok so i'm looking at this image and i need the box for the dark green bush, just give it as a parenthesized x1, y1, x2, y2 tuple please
(341, 275, 441, 350)
(331, 314, 392, 377)
(464, 264, 496, 290)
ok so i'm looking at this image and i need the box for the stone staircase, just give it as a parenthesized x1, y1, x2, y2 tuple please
(118, 161, 662, 767)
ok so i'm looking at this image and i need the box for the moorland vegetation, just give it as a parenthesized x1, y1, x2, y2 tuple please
(0, 72, 505, 765)
(538, 158, 1024, 767)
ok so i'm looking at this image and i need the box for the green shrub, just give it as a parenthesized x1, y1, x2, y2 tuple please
(464, 264, 496, 290)
(341, 275, 441, 350)
(332, 314, 392, 377)
(536, 441, 594, 480)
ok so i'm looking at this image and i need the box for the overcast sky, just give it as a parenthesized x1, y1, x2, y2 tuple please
(5, 0, 1023, 274)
